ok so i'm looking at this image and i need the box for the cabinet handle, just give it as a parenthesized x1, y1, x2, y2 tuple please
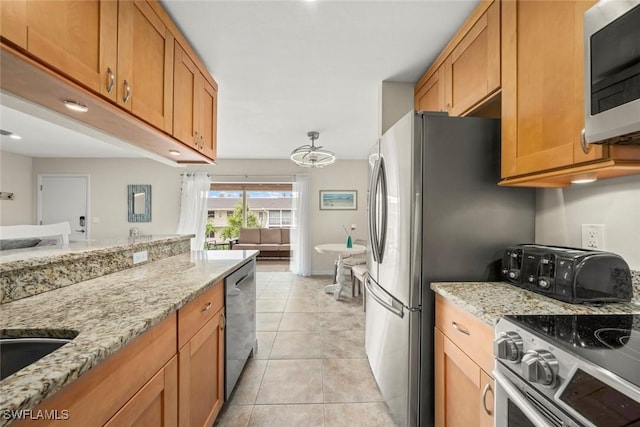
(106, 67, 115, 93)
(123, 80, 131, 104)
(200, 135, 205, 150)
(194, 132, 199, 147)
(481, 383, 493, 415)
(220, 312, 226, 330)
(201, 302, 212, 312)
(580, 128, 591, 154)
(451, 321, 470, 336)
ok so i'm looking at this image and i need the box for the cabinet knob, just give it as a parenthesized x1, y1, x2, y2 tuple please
(106, 67, 115, 93)
(123, 80, 131, 104)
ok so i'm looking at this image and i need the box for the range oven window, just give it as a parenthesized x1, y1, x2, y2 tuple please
(507, 401, 536, 427)
(590, 4, 640, 115)
(559, 369, 640, 426)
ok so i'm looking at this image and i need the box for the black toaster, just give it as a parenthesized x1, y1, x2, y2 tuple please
(501, 244, 633, 304)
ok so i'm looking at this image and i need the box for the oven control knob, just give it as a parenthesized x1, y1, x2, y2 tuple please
(521, 350, 558, 387)
(493, 332, 524, 362)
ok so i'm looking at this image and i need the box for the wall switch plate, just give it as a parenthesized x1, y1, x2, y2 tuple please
(581, 224, 604, 250)
(133, 250, 148, 264)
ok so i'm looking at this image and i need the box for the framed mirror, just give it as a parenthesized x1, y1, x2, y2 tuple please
(128, 184, 151, 222)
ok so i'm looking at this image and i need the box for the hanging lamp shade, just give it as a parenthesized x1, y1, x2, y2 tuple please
(290, 131, 336, 168)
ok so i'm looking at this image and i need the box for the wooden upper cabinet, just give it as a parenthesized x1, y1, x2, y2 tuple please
(415, 65, 447, 113)
(0, 0, 27, 49)
(16, 1, 118, 102)
(118, 0, 174, 133)
(174, 42, 217, 160)
(198, 79, 217, 160)
(173, 42, 198, 149)
(501, 0, 602, 179)
(446, 1, 500, 116)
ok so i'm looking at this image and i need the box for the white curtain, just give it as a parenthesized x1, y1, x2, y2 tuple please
(176, 172, 210, 250)
(290, 174, 311, 276)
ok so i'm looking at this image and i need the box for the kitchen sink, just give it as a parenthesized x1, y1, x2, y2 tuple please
(0, 334, 76, 381)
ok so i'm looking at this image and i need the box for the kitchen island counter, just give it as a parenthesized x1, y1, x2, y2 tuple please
(431, 281, 640, 326)
(0, 249, 258, 425)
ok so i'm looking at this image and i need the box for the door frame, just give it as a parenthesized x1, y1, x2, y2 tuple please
(37, 174, 91, 239)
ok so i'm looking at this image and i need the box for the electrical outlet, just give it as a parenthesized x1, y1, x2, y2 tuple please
(581, 224, 605, 250)
(133, 250, 148, 264)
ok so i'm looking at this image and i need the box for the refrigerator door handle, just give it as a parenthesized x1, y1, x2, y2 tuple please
(365, 276, 404, 318)
(377, 157, 388, 262)
(368, 157, 381, 262)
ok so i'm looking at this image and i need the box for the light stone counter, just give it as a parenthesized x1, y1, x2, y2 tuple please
(431, 281, 640, 327)
(0, 249, 258, 426)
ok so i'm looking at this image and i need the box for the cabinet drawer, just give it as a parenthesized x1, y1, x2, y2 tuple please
(435, 294, 494, 374)
(178, 281, 223, 348)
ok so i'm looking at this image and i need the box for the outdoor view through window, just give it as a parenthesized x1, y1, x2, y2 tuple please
(206, 184, 293, 249)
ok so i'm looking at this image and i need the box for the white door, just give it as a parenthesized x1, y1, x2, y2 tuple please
(38, 175, 89, 241)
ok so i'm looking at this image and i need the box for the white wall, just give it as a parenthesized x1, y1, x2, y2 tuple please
(31, 157, 369, 273)
(536, 174, 640, 269)
(32, 158, 183, 239)
(0, 151, 33, 226)
(379, 81, 414, 136)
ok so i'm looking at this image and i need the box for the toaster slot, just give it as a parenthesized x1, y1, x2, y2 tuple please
(536, 255, 555, 291)
(502, 248, 523, 283)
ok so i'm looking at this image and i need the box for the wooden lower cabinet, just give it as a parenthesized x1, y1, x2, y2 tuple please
(178, 308, 225, 427)
(13, 315, 177, 427)
(435, 328, 494, 427)
(105, 356, 178, 427)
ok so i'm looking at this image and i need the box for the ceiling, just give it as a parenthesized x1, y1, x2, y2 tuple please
(0, 0, 479, 162)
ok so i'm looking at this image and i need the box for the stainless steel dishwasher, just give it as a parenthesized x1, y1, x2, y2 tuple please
(224, 258, 257, 399)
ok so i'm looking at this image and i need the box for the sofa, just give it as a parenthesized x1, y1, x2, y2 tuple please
(230, 228, 291, 258)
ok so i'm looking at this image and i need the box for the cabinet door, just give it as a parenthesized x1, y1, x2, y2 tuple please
(435, 328, 493, 427)
(173, 42, 198, 149)
(446, 1, 500, 116)
(501, 0, 601, 178)
(415, 65, 447, 113)
(118, 0, 174, 133)
(105, 356, 178, 427)
(198, 78, 217, 160)
(1, 0, 27, 49)
(179, 309, 225, 427)
(23, 0, 118, 101)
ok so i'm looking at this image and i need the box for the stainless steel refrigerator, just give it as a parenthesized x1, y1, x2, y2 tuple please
(365, 111, 535, 427)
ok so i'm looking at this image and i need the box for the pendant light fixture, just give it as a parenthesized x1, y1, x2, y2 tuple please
(290, 131, 336, 168)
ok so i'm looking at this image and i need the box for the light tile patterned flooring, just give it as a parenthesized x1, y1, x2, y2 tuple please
(214, 261, 396, 427)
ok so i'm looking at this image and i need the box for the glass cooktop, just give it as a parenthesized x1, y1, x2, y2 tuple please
(506, 314, 640, 388)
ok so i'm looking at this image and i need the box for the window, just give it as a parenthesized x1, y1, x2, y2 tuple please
(208, 183, 293, 239)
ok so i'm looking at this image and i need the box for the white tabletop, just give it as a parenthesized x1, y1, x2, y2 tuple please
(314, 243, 366, 255)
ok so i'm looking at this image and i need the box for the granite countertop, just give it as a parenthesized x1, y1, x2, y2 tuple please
(431, 281, 640, 326)
(0, 249, 258, 424)
(0, 234, 191, 268)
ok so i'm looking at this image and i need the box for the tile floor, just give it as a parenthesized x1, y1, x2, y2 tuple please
(214, 261, 396, 427)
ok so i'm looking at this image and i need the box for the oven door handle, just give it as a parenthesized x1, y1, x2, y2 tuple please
(493, 370, 554, 427)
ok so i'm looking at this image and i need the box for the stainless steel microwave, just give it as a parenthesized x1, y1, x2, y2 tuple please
(584, 0, 640, 146)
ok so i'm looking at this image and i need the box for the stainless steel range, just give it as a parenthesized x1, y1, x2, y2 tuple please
(493, 314, 640, 427)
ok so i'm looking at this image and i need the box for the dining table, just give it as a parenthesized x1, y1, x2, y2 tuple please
(314, 243, 367, 300)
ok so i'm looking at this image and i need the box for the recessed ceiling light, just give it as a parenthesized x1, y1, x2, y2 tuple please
(9, 134, 22, 140)
(169, 150, 181, 156)
(63, 99, 89, 113)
